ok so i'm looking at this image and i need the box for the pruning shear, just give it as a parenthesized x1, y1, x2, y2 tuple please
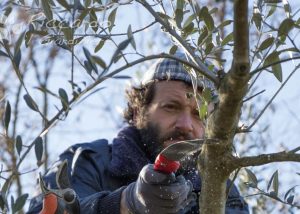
(154, 139, 218, 174)
(39, 160, 79, 214)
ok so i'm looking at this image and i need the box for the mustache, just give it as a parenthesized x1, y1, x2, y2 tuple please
(161, 131, 194, 142)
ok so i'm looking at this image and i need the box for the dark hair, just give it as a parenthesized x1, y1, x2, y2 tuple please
(123, 82, 156, 125)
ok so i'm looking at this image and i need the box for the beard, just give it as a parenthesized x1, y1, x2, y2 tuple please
(138, 121, 194, 163)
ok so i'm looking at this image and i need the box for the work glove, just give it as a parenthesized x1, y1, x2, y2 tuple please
(124, 164, 196, 214)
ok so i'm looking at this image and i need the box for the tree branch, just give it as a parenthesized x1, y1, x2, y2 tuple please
(206, 0, 250, 140)
(74, 20, 157, 39)
(233, 0, 249, 65)
(235, 150, 300, 168)
(250, 56, 300, 76)
(136, 0, 218, 85)
(246, 63, 300, 131)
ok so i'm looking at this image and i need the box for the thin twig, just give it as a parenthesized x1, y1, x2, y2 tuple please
(246, 63, 300, 131)
(69, 20, 157, 39)
(136, 0, 218, 84)
(250, 56, 300, 76)
(243, 90, 265, 102)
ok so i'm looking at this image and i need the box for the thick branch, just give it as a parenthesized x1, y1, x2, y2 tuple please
(233, 0, 249, 65)
(206, 0, 250, 140)
(235, 151, 300, 168)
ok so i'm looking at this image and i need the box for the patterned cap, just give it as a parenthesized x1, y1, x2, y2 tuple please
(141, 52, 215, 92)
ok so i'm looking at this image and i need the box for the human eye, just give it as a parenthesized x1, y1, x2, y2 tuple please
(193, 109, 201, 119)
(162, 103, 178, 112)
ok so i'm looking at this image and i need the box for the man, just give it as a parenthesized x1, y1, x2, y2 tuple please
(28, 53, 249, 213)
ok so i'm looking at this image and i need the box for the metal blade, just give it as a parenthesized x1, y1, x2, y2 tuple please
(159, 139, 218, 161)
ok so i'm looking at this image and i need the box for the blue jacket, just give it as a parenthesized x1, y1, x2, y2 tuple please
(27, 126, 249, 214)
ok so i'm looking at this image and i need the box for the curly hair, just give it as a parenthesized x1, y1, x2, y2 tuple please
(123, 82, 156, 126)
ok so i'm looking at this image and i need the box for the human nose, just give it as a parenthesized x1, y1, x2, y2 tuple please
(174, 111, 193, 134)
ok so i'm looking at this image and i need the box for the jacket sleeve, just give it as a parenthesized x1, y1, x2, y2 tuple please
(225, 182, 249, 214)
(27, 141, 126, 214)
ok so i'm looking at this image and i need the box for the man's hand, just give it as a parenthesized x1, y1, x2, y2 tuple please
(122, 164, 196, 214)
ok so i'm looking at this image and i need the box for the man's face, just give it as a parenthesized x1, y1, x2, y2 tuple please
(137, 81, 205, 161)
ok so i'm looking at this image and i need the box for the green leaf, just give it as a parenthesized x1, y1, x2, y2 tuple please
(83, 47, 98, 74)
(127, 25, 136, 50)
(0, 50, 9, 58)
(205, 43, 214, 55)
(23, 94, 39, 112)
(13, 50, 22, 69)
(12, 194, 28, 214)
(202, 88, 212, 103)
(267, 170, 278, 191)
(258, 37, 274, 51)
(15, 32, 25, 56)
(287, 195, 294, 204)
(284, 185, 298, 201)
(16, 135, 22, 156)
(92, 56, 106, 69)
(108, 8, 117, 32)
(272, 170, 279, 195)
(198, 27, 208, 45)
(25, 31, 32, 48)
(4, 6, 12, 17)
(4, 101, 11, 133)
(175, 9, 183, 29)
(183, 14, 196, 29)
(200, 7, 214, 31)
(221, 32, 233, 46)
(11, 196, 14, 214)
(265, 0, 281, 3)
(199, 103, 208, 120)
(245, 168, 258, 187)
(112, 75, 131, 79)
(283, 0, 291, 18)
(217, 20, 233, 29)
(267, 5, 276, 18)
(94, 40, 105, 53)
(84, 60, 93, 75)
(182, 22, 194, 36)
(169, 45, 178, 55)
(76, 8, 89, 28)
(62, 27, 73, 44)
(89, 9, 98, 32)
(85, 0, 91, 7)
(58, 88, 69, 111)
(41, 0, 53, 20)
(72, 37, 84, 46)
(34, 137, 43, 165)
(111, 38, 131, 64)
(252, 8, 262, 30)
(57, 0, 70, 10)
(0, 193, 6, 210)
(264, 52, 282, 82)
(278, 18, 294, 37)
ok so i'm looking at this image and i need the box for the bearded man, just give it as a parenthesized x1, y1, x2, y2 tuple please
(27, 53, 249, 214)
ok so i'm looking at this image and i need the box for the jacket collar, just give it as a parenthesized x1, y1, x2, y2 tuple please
(108, 126, 150, 180)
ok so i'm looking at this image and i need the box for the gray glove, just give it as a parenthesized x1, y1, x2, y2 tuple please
(124, 164, 196, 214)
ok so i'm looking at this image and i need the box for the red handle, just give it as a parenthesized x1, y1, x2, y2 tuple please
(40, 193, 58, 214)
(154, 154, 180, 174)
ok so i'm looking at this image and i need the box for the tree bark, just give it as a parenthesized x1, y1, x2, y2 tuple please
(198, 1, 250, 213)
